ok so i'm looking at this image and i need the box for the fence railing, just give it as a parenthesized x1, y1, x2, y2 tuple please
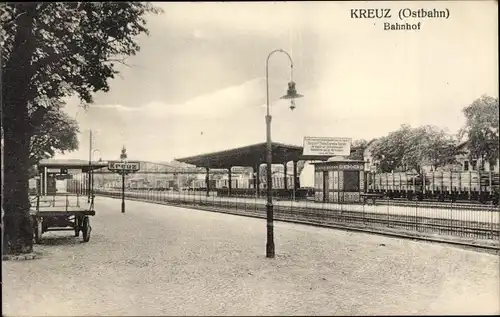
(86, 188, 499, 244)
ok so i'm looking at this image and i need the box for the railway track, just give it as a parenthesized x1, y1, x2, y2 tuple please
(100, 189, 499, 211)
(96, 191, 500, 244)
(373, 198, 499, 210)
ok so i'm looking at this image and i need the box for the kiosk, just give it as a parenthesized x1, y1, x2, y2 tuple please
(312, 158, 365, 203)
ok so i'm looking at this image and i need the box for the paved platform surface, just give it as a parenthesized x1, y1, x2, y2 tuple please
(3, 197, 499, 316)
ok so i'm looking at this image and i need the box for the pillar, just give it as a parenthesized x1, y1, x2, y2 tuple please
(43, 166, 48, 195)
(248, 168, 252, 189)
(283, 162, 288, 190)
(228, 166, 232, 197)
(205, 167, 210, 197)
(255, 164, 260, 198)
(293, 161, 299, 191)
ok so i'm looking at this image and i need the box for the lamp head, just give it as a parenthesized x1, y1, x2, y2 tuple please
(280, 81, 303, 110)
(120, 146, 127, 160)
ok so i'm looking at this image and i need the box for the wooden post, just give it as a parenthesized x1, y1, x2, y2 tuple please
(468, 171, 472, 200)
(458, 171, 461, 195)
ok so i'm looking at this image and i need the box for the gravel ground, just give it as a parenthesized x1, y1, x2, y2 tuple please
(3, 197, 499, 316)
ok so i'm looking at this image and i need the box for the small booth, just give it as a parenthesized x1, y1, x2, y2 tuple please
(312, 158, 365, 203)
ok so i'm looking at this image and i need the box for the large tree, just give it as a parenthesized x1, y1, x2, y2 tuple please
(460, 95, 499, 169)
(1, 2, 161, 254)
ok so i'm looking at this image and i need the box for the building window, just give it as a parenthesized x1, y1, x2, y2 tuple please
(343, 171, 360, 191)
(490, 160, 497, 171)
(464, 161, 469, 171)
(471, 160, 477, 171)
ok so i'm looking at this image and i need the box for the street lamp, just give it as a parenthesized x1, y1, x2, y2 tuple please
(265, 49, 303, 258)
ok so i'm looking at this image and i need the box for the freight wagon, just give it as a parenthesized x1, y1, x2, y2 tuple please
(366, 171, 500, 204)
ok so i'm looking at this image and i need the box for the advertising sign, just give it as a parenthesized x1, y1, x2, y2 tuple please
(303, 137, 352, 157)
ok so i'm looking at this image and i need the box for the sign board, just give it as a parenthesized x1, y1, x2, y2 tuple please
(55, 174, 73, 180)
(108, 161, 141, 172)
(47, 168, 61, 173)
(303, 137, 352, 157)
(315, 163, 363, 172)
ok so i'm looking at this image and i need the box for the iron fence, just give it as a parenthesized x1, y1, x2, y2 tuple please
(82, 188, 500, 244)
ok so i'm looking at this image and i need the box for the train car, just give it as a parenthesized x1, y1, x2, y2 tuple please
(368, 172, 422, 200)
(366, 170, 499, 204)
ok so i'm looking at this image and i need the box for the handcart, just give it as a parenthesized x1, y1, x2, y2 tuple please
(30, 159, 107, 244)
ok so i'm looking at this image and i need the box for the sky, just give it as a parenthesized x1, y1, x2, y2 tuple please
(55, 1, 499, 162)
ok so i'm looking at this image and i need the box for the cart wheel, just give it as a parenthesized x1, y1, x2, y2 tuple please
(82, 216, 91, 242)
(74, 216, 80, 237)
(34, 218, 43, 244)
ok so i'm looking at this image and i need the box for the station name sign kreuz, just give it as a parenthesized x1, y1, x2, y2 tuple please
(108, 161, 141, 172)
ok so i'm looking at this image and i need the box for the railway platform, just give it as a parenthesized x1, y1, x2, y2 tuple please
(3, 197, 499, 316)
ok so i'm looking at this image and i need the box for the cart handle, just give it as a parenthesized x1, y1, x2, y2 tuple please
(89, 194, 95, 210)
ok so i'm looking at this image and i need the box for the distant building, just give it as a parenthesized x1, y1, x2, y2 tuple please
(454, 141, 499, 172)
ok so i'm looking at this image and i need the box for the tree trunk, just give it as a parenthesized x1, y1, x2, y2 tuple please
(2, 4, 38, 254)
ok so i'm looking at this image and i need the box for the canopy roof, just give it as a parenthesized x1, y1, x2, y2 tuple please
(38, 159, 108, 171)
(175, 142, 362, 169)
(176, 142, 306, 169)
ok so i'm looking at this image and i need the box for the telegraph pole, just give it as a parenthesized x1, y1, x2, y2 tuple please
(88, 130, 92, 203)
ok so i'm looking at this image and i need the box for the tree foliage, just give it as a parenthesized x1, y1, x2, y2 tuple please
(29, 99, 79, 166)
(1, 2, 161, 254)
(2, 2, 162, 109)
(460, 95, 499, 168)
(352, 139, 369, 148)
(371, 124, 460, 173)
(348, 139, 369, 160)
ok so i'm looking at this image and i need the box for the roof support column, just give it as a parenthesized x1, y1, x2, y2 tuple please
(205, 167, 210, 197)
(228, 166, 232, 197)
(293, 161, 299, 197)
(173, 172, 178, 191)
(283, 162, 288, 190)
(43, 166, 48, 196)
(255, 164, 260, 198)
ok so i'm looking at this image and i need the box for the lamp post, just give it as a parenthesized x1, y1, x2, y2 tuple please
(120, 146, 127, 214)
(265, 49, 303, 258)
(92, 149, 102, 189)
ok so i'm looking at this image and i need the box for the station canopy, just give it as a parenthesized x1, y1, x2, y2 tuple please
(176, 142, 328, 169)
(38, 159, 108, 171)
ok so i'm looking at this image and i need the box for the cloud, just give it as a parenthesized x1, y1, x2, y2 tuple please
(154, 2, 307, 35)
(55, 1, 498, 163)
(91, 77, 299, 119)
